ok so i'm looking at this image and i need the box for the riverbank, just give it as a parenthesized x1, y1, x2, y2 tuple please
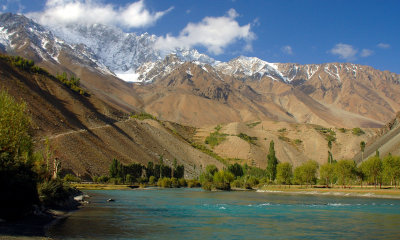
(70, 183, 133, 190)
(258, 185, 400, 199)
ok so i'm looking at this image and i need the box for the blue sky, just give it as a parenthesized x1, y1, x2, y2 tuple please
(2, 0, 399, 73)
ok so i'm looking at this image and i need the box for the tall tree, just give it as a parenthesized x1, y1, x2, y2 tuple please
(228, 163, 244, 178)
(360, 141, 366, 161)
(266, 140, 278, 181)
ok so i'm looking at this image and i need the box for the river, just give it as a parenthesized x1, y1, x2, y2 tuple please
(48, 188, 400, 239)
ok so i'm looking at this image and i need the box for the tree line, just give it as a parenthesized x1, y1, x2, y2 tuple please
(199, 140, 400, 191)
(93, 155, 186, 186)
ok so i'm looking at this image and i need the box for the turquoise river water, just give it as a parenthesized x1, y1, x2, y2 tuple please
(47, 188, 400, 239)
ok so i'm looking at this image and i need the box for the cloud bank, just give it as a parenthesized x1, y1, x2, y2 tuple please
(28, 0, 173, 29)
(155, 9, 255, 55)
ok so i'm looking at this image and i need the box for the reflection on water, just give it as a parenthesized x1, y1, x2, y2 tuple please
(48, 188, 400, 239)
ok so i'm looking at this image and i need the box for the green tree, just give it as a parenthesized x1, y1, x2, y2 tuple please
(213, 170, 234, 190)
(319, 162, 335, 187)
(382, 154, 400, 187)
(360, 156, 382, 188)
(0, 90, 40, 220)
(266, 140, 278, 181)
(276, 162, 293, 186)
(335, 159, 356, 188)
(228, 163, 244, 178)
(109, 158, 121, 178)
(293, 160, 319, 187)
(360, 141, 366, 161)
(146, 161, 154, 178)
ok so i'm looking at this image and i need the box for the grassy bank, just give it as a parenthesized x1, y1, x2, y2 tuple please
(258, 185, 400, 198)
(70, 183, 132, 190)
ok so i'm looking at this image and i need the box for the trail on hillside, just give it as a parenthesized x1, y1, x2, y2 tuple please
(41, 119, 132, 141)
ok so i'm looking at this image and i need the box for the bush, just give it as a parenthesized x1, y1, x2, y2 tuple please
(187, 179, 201, 188)
(38, 179, 77, 209)
(63, 173, 81, 183)
(237, 133, 258, 145)
(178, 178, 187, 187)
(352, 127, 365, 136)
(149, 176, 156, 185)
(157, 177, 172, 188)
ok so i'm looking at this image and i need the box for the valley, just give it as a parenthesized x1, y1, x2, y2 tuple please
(1, 12, 400, 180)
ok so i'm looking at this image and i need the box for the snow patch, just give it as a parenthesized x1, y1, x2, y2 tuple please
(115, 71, 141, 82)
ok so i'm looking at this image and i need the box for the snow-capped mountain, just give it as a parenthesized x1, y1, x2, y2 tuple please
(0, 13, 112, 74)
(45, 23, 216, 82)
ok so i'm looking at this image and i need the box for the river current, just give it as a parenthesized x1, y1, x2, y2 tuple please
(48, 188, 400, 239)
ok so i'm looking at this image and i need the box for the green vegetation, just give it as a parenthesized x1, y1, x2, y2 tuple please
(56, 72, 87, 95)
(100, 157, 185, 186)
(338, 128, 347, 133)
(294, 139, 303, 145)
(205, 126, 228, 148)
(276, 162, 293, 185)
(315, 127, 336, 142)
(246, 121, 261, 128)
(237, 133, 258, 145)
(278, 128, 287, 133)
(0, 54, 48, 75)
(266, 140, 278, 181)
(293, 160, 319, 186)
(130, 112, 158, 120)
(352, 127, 365, 136)
(0, 90, 77, 220)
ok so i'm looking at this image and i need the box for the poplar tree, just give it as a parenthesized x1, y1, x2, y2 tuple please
(266, 140, 278, 181)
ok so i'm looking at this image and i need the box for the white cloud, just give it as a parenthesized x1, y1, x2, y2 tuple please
(360, 49, 373, 57)
(377, 43, 390, 49)
(28, 0, 173, 29)
(282, 45, 293, 55)
(330, 43, 358, 60)
(155, 9, 255, 55)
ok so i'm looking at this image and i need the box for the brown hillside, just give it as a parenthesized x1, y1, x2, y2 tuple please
(195, 121, 376, 167)
(0, 56, 224, 178)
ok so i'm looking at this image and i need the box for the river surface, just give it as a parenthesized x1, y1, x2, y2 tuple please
(48, 188, 400, 239)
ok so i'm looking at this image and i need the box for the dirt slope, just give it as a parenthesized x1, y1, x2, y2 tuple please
(0, 56, 223, 178)
(195, 121, 375, 167)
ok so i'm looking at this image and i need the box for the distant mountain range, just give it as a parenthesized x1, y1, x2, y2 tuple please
(1, 12, 400, 128)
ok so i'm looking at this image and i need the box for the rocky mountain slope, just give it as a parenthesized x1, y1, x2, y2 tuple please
(1, 13, 400, 129)
(0, 54, 223, 179)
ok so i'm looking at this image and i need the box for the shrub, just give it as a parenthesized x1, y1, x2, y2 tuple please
(237, 133, 258, 145)
(178, 178, 187, 187)
(149, 176, 156, 185)
(130, 112, 157, 120)
(63, 173, 81, 183)
(187, 179, 201, 188)
(352, 127, 365, 136)
(38, 179, 77, 209)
